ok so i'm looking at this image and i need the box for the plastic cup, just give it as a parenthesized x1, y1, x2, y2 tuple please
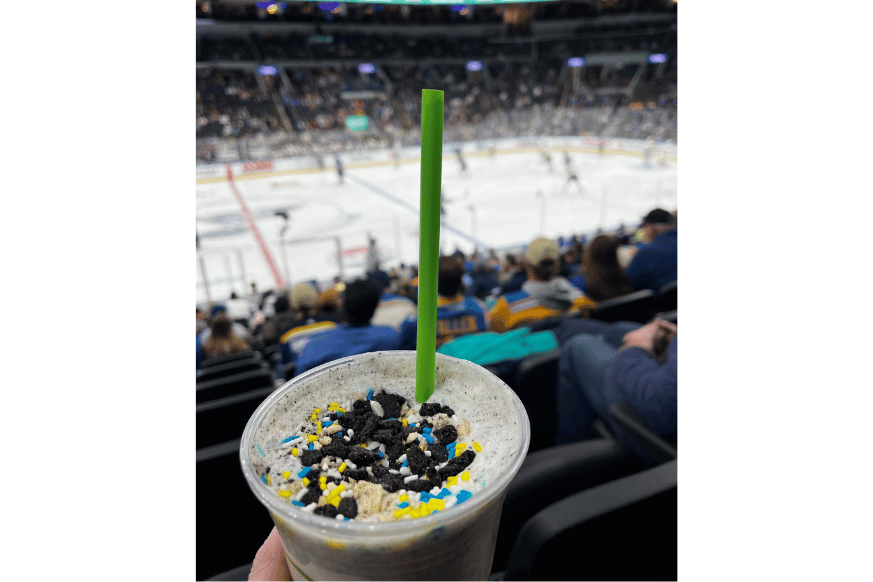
(240, 351, 531, 580)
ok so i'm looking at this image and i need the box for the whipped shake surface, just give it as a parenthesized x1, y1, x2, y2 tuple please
(241, 351, 530, 581)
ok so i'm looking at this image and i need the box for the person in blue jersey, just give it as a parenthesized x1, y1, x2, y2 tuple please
(398, 255, 489, 350)
(625, 208, 677, 293)
(295, 279, 401, 375)
(277, 283, 339, 372)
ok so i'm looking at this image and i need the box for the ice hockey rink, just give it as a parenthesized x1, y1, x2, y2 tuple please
(196, 145, 677, 304)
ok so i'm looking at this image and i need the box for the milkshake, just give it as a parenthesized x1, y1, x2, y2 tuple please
(240, 351, 530, 580)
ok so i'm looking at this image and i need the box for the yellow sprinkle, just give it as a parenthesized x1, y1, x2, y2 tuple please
(418, 503, 432, 517)
(328, 402, 340, 410)
(393, 506, 412, 519)
(320, 482, 327, 491)
(291, 448, 299, 457)
(447, 476, 458, 487)
(338, 462, 347, 473)
(317, 422, 322, 432)
(337, 407, 346, 413)
(278, 490, 292, 498)
(326, 484, 346, 504)
(456, 443, 467, 455)
(313, 408, 322, 414)
(266, 475, 271, 485)
(310, 414, 317, 421)
(399, 494, 409, 502)
(402, 418, 408, 427)
(282, 471, 291, 480)
(473, 441, 482, 452)
(358, 443, 366, 448)
(307, 435, 318, 443)
(320, 475, 327, 481)
(409, 507, 420, 519)
(301, 477, 310, 487)
(330, 497, 340, 508)
(428, 498, 445, 510)
(461, 471, 470, 482)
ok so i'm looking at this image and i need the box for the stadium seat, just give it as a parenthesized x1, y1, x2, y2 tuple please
(589, 289, 656, 324)
(196, 385, 277, 449)
(200, 350, 264, 369)
(196, 358, 270, 384)
(609, 402, 677, 465)
(508, 349, 562, 454)
(207, 564, 253, 581)
(197, 439, 275, 581)
(491, 439, 642, 575)
(654, 309, 677, 324)
(498, 459, 678, 581)
(196, 368, 275, 404)
(283, 362, 297, 382)
(655, 280, 677, 313)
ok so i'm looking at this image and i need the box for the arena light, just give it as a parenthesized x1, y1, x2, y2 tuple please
(648, 53, 668, 64)
(567, 57, 585, 68)
(345, 115, 369, 132)
(358, 63, 376, 74)
(258, 65, 278, 76)
(466, 60, 483, 71)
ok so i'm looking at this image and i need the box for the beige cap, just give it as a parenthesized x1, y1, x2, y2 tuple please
(290, 282, 318, 309)
(524, 237, 560, 265)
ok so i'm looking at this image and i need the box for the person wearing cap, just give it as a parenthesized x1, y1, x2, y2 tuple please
(488, 237, 596, 333)
(625, 208, 677, 293)
(296, 278, 401, 375)
(277, 283, 339, 372)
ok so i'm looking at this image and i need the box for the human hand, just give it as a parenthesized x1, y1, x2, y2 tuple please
(621, 319, 676, 357)
(249, 527, 292, 581)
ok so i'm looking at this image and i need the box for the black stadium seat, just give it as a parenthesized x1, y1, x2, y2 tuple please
(508, 349, 562, 454)
(654, 280, 677, 314)
(196, 359, 269, 384)
(200, 350, 264, 369)
(197, 385, 277, 449)
(589, 289, 656, 324)
(196, 368, 275, 404)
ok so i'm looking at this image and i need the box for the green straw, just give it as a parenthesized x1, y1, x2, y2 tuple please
(415, 89, 444, 404)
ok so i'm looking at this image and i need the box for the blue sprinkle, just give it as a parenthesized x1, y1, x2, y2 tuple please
(422, 427, 432, 434)
(398, 502, 409, 509)
(323, 421, 333, 427)
(446, 441, 457, 450)
(366, 388, 374, 401)
(308, 443, 314, 450)
(409, 422, 417, 428)
(291, 500, 305, 507)
(422, 434, 434, 444)
(256, 444, 265, 456)
(281, 435, 299, 444)
(438, 488, 452, 499)
(419, 492, 432, 502)
(261, 475, 268, 484)
(345, 517, 350, 521)
(456, 490, 472, 504)
(298, 467, 312, 478)
(337, 411, 343, 416)
(377, 451, 384, 458)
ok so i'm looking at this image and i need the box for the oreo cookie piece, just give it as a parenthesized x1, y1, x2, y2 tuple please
(343, 468, 369, 482)
(385, 443, 404, 462)
(427, 443, 449, 463)
(352, 399, 371, 414)
(370, 464, 389, 481)
(328, 412, 339, 421)
(347, 447, 378, 466)
(424, 465, 441, 486)
(337, 411, 356, 429)
(371, 429, 401, 446)
(440, 405, 455, 417)
(378, 419, 403, 431)
(321, 439, 350, 459)
(405, 479, 433, 492)
(405, 446, 429, 476)
(337, 497, 358, 519)
(372, 391, 404, 419)
(418, 403, 442, 417)
(432, 425, 457, 445)
(299, 449, 324, 467)
(438, 450, 476, 480)
(351, 413, 379, 444)
(379, 474, 404, 493)
(300, 487, 321, 505)
(315, 504, 338, 518)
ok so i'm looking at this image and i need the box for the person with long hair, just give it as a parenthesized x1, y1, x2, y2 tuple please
(202, 313, 250, 360)
(581, 234, 635, 301)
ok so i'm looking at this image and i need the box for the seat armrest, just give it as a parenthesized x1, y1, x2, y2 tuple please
(609, 402, 677, 464)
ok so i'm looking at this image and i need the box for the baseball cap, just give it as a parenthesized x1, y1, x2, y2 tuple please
(640, 208, 673, 227)
(524, 237, 560, 265)
(290, 282, 317, 309)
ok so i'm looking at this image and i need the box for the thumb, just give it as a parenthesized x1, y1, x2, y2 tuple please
(249, 526, 292, 581)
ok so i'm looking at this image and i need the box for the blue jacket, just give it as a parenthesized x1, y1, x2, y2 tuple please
(296, 324, 401, 375)
(625, 230, 677, 292)
(603, 335, 677, 462)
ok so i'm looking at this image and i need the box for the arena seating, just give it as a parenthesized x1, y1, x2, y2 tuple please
(589, 289, 657, 324)
(196, 385, 276, 449)
(196, 368, 275, 404)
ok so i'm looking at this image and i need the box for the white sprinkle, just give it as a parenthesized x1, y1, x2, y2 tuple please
(403, 475, 419, 483)
(397, 454, 408, 463)
(381, 459, 390, 468)
(379, 444, 387, 454)
(347, 429, 354, 437)
(388, 469, 400, 474)
(405, 433, 418, 444)
(335, 514, 345, 521)
(452, 415, 460, 422)
(322, 463, 329, 472)
(294, 488, 308, 502)
(340, 490, 353, 498)
(370, 400, 384, 417)
(327, 469, 342, 479)
(321, 416, 331, 422)
(430, 487, 440, 495)
(449, 484, 462, 494)
(367, 442, 381, 450)
(444, 498, 457, 509)
(322, 490, 330, 497)
(398, 489, 407, 497)
(424, 450, 431, 457)
(399, 466, 412, 476)
(366, 467, 374, 476)
(304, 503, 317, 512)
(345, 460, 358, 470)
(279, 437, 303, 448)
(343, 435, 351, 442)
(437, 462, 448, 470)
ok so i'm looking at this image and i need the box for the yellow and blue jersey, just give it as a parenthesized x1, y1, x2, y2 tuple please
(488, 289, 596, 333)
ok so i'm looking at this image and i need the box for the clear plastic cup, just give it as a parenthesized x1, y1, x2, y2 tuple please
(240, 351, 531, 580)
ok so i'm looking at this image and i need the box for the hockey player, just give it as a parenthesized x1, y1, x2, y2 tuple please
(563, 150, 572, 168)
(335, 155, 344, 184)
(540, 147, 553, 171)
(455, 147, 468, 176)
(562, 165, 584, 195)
